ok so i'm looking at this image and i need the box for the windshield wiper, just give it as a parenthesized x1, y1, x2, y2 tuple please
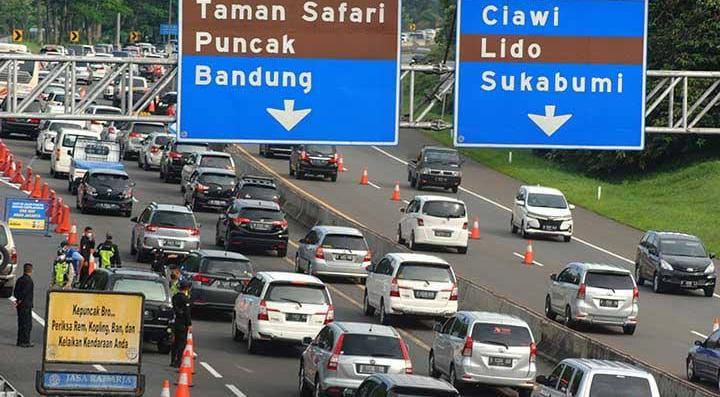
(279, 297, 303, 307)
(477, 340, 509, 349)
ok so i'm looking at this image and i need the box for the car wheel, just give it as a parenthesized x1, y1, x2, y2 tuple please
(564, 305, 575, 328)
(457, 246, 468, 255)
(704, 286, 715, 297)
(380, 300, 392, 325)
(330, 173, 337, 182)
(289, 162, 295, 176)
(451, 186, 458, 193)
(298, 363, 311, 397)
(428, 352, 441, 378)
(294, 255, 302, 273)
(277, 248, 287, 258)
(409, 232, 418, 251)
(635, 264, 644, 286)
(545, 295, 556, 321)
(686, 357, 699, 381)
(623, 324, 636, 335)
(363, 291, 375, 316)
(313, 375, 323, 397)
(652, 272, 664, 293)
(510, 216, 518, 234)
(450, 365, 465, 393)
(563, 235, 572, 242)
(521, 220, 529, 238)
(397, 225, 405, 245)
(247, 323, 259, 354)
(231, 314, 243, 342)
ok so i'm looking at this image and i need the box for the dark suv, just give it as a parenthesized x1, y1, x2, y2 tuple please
(80, 268, 174, 353)
(76, 169, 134, 217)
(259, 144, 292, 158)
(183, 168, 237, 211)
(234, 175, 279, 203)
(181, 249, 255, 311)
(0, 98, 45, 139)
(289, 145, 339, 182)
(215, 199, 289, 257)
(636, 231, 716, 297)
(160, 141, 209, 183)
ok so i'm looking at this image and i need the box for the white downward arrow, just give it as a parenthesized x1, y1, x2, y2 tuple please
(266, 100, 311, 131)
(528, 105, 572, 137)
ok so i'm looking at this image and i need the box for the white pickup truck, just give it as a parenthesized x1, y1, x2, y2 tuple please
(68, 138, 124, 194)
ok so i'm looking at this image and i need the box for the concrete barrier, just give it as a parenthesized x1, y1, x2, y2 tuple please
(229, 145, 714, 397)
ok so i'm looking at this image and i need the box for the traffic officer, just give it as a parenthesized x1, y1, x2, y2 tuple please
(13, 263, 34, 347)
(50, 251, 74, 289)
(168, 264, 182, 296)
(95, 233, 121, 268)
(170, 280, 192, 368)
(78, 227, 95, 284)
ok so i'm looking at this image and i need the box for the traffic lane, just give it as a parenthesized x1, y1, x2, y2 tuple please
(233, 143, 714, 377)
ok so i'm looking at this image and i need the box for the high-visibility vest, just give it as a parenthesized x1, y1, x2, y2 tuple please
(98, 245, 115, 268)
(170, 280, 179, 296)
(54, 261, 69, 285)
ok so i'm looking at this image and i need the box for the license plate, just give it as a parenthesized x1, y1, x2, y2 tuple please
(163, 240, 181, 248)
(488, 357, 513, 367)
(98, 203, 118, 209)
(414, 290, 436, 299)
(285, 313, 307, 322)
(681, 280, 697, 287)
(434, 230, 452, 237)
(311, 160, 327, 166)
(209, 200, 226, 206)
(357, 364, 387, 374)
(542, 225, 558, 231)
(334, 254, 354, 261)
(599, 299, 618, 308)
(252, 222, 272, 231)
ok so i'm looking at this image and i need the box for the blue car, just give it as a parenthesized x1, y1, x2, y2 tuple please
(687, 329, 720, 389)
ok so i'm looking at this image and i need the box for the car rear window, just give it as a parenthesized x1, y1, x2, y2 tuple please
(660, 238, 707, 258)
(63, 134, 97, 148)
(238, 208, 283, 221)
(113, 278, 167, 301)
(200, 155, 232, 169)
(88, 173, 130, 189)
(585, 272, 634, 290)
(237, 185, 278, 201)
(422, 201, 466, 218)
(133, 123, 164, 134)
(153, 135, 172, 146)
(199, 173, 236, 186)
(151, 211, 196, 229)
(471, 323, 533, 347)
(340, 334, 403, 358)
(589, 374, 652, 397)
(94, 108, 121, 115)
(321, 234, 367, 251)
(202, 258, 253, 278)
(175, 143, 208, 153)
(264, 283, 329, 305)
(50, 122, 83, 132)
(396, 263, 453, 282)
(305, 145, 336, 155)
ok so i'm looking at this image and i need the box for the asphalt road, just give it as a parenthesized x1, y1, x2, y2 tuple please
(0, 135, 551, 397)
(235, 130, 719, 381)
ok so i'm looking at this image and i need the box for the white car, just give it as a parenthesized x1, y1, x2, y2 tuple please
(138, 132, 174, 170)
(363, 253, 458, 325)
(36, 120, 85, 158)
(50, 128, 100, 177)
(74, 62, 93, 84)
(511, 185, 575, 242)
(91, 53, 113, 80)
(398, 195, 468, 254)
(85, 105, 122, 134)
(232, 272, 334, 353)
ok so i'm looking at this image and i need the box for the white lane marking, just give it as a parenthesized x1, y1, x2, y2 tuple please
(691, 330, 708, 339)
(367, 181, 381, 190)
(402, 200, 410, 204)
(200, 361, 223, 378)
(226, 384, 248, 397)
(0, 178, 22, 190)
(234, 365, 255, 374)
(32, 310, 46, 327)
(714, 293, 720, 299)
(372, 145, 636, 265)
(512, 252, 545, 267)
(93, 364, 107, 372)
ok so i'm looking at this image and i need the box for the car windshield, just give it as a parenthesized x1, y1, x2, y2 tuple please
(113, 278, 167, 301)
(63, 134, 97, 148)
(237, 185, 278, 201)
(50, 123, 82, 132)
(199, 173, 236, 186)
(585, 272, 635, 290)
(133, 123, 164, 134)
(471, 323, 533, 347)
(94, 108, 121, 115)
(341, 334, 403, 358)
(265, 283, 329, 305)
(422, 201, 466, 218)
(424, 150, 460, 164)
(153, 135, 172, 146)
(238, 208, 283, 221)
(175, 143, 208, 153)
(202, 258, 253, 278)
(163, 93, 177, 103)
(527, 193, 567, 209)
(305, 145, 336, 155)
(151, 211, 196, 228)
(321, 234, 367, 251)
(396, 263, 453, 282)
(88, 174, 130, 189)
(588, 374, 652, 397)
(200, 155, 232, 169)
(660, 238, 707, 257)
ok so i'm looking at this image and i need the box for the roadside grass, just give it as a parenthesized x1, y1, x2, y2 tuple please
(425, 130, 720, 254)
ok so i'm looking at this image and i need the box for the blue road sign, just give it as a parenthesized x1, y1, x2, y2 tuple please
(41, 371, 140, 393)
(160, 23, 178, 36)
(178, 0, 401, 144)
(4, 198, 49, 234)
(454, 0, 648, 149)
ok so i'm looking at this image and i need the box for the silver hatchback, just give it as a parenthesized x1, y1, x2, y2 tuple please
(130, 203, 201, 262)
(295, 226, 372, 279)
(299, 322, 413, 397)
(545, 263, 639, 335)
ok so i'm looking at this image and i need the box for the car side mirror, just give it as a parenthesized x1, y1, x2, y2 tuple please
(550, 273, 557, 281)
(711, 252, 716, 259)
(535, 375, 547, 385)
(130, 216, 138, 223)
(433, 321, 443, 333)
(695, 340, 704, 347)
(399, 208, 405, 213)
(367, 263, 376, 273)
(515, 200, 525, 206)
(569, 204, 576, 210)
(299, 238, 306, 244)
(67, 150, 73, 155)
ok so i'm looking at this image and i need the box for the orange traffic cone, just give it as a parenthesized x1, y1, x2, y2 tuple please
(175, 350, 193, 387)
(41, 182, 50, 199)
(5, 159, 16, 179)
(470, 217, 481, 239)
(67, 223, 78, 245)
(55, 205, 71, 234)
(10, 160, 24, 184)
(30, 175, 42, 198)
(359, 167, 369, 185)
(337, 155, 345, 173)
(713, 318, 720, 332)
(87, 254, 96, 275)
(160, 379, 171, 397)
(523, 240, 534, 265)
(21, 167, 33, 191)
(51, 197, 63, 225)
(174, 371, 191, 396)
(391, 181, 401, 201)
(148, 99, 156, 113)
(1, 154, 12, 175)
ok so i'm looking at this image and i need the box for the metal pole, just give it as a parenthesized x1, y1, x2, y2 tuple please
(115, 13, 121, 50)
(70, 62, 76, 114)
(409, 70, 415, 122)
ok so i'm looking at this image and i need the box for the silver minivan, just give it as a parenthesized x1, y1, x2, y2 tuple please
(545, 263, 639, 335)
(299, 321, 413, 397)
(0, 221, 18, 297)
(429, 311, 536, 396)
(295, 226, 372, 280)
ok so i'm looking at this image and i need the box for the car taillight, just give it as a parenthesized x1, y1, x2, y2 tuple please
(272, 219, 288, 229)
(462, 222, 468, 230)
(315, 246, 325, 259)
(321, 305, 335, 324)
(189, 228, 200, 236)
(10, 247, 17, 264)
(300, 151, 309, 161)
(193, 273, 211, 284)
(169, 151, 182, 159)
(258, 300, 269, 321)
(363, 250, 372, 262)
(129, 131, 140, 138)
(390, 277, 400, 297)
(449, 283, 458, 301)
(145, 224, 158, 232)
(530, 342, 537, 363)
(633, 287, 639, 304)
(232, 217, 251, 226)
(327, 333, 345, 371)
(328, 154, 338, 164)
(195, 183, 208, 192)
(462, 336, 474, 357)
(168, 104, 176, 116)
(30, 118, 40, 124)
(400, 339, 413, 374)
(416, 218, 424, 226)
(577, 283, 586, 300)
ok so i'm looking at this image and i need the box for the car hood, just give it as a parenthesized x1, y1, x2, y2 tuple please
(526, 206, 572, 219)
(662, 255, 713, 272)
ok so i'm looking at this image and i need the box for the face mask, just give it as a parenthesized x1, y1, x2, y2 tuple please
(170, 273, 178, 280)
(87, 233, 93, 238)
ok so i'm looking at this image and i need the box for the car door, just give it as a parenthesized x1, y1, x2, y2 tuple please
(695, 330, 720, 378)
(433, 316, 456, 374)
(237, 276, 263, 334)
(368, 258, 391, 307)
(401, 200, 418, 238)
(645, 233, 661, 275)
(513, 188, 526, 227)
(550, 268, 571, 311)
(636, 233, 650, 279)
(563, 267, 581, 310)
(447, 314, 469, 369)
(535, 364, 565, 397)
(299, 230, 319, 270)
(218, 202, 237, 240)
(305, 326, 333, 383)
(185, 172, 198, 202)
(182, 153, 196, 183)
(133, 207, 151, 246)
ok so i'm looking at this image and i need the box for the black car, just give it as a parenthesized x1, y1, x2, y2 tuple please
(259, 144, 292, 158)
(183, 168, 237, 211)
(154, 91, 176, 116)
(636, 231, 716, 297)
(234, 175, 279, 203)
(181, 249, 254, 311)
(80, 268, 174, 353)
(160, 141, 209, 183)
(215, 199, 289, 257)
(289, 144, 339, 182)
(0, 98, 45, 139)
(76, 169, 134, 217)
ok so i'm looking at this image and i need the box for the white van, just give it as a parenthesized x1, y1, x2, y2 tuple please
(50, 129, 100, 177)
(398, 195, 469, 254)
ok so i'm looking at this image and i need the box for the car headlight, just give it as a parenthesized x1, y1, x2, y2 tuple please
(86, 186, 98, 196)
(660, 259, 673, 271)
(419, 168, 430, 174)
(705, 263, 715, 274)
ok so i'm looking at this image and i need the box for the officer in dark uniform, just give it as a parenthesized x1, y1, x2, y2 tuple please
(13, 263, 34, 347)
(170, 280, 192, 367)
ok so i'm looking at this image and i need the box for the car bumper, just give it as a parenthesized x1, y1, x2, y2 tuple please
(146, 154, 163, 166)
(195, 196, 233, 209)
(525, 221, 573, 237)
(309, 260, 371, 278)
(417, 174, 461, 187)
(298, 163, 338, 175)
(267, 147, 292, 155)
(0, 264, 18, 289)
(414, 227, 468, 247)
(457, 362, 535, 388)
(227, 230, 289, 250)
(142, 237, 201, 253)
(143, 324, 173, 343)
(190, 288, 238, 311)
(389, 299, 458, 317)
(574, 303, 638, 326)
(254, 322, 322, 344)
(84, 196, 133, 212)
(659, 270, 716, 289)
